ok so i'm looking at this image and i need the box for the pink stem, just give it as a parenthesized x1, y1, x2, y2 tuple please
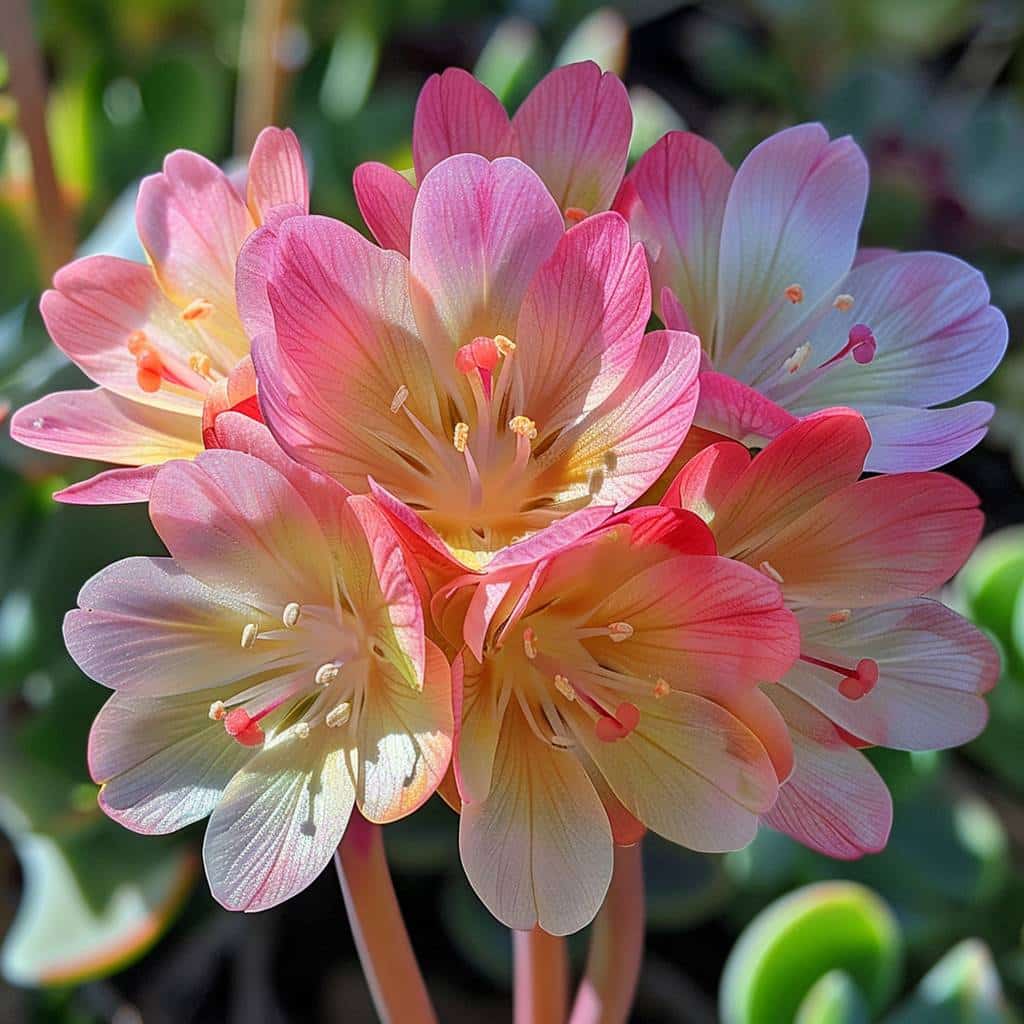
(514, 926, 569, 1024)
(569, 842, 645, 1024)
(334, 815, 437, 1024)
(0, 0, 75, 277)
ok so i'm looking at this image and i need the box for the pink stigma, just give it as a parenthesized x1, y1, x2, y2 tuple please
(594, 701, 641, 742)
(224, 707, 265, 746)
(455, 337, 499, 375)
(799, 652, 879, 702)
(819, 323, 877, 370)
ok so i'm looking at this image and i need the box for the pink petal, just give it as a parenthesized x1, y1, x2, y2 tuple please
(64, 556, 289, 696)
(10, 388, 203, 465)
(54, 465, 160, 505)
(245, 215, 442, 499)
(616, 130, 733, 340)
(549, 330, 702, 510)
(459, 708, 613, 934)
(579, 688, 779, 852)
(203, 727, 355, 911)
(408, 154, 563, 362)
(355, 640, 452, 822)
(89, 688, 254, 834)
(512, 61, 632, 217)
(39, 255, 208, 414)
(752, 472, 983, 607)
(412, 68, 514, 181)
(660, 440, 751, 518)
(762, 688, 892, 859)
(586, 554, 799, 700)
(246, 126, 309, 223)
(693, 370, 798, 446)
(513, 211, 650, 431)
(353, 161, 417, 255)
(452, 653, 502, 805)
(785, 600, 997, 750)
(715, 124, 868, 379)
(782, 253, 1007, 414)
(136, 150, 254, 362)
(709, 409, 871, 557)
(861, 402, 995, 473)
(149, 450, 336, 608)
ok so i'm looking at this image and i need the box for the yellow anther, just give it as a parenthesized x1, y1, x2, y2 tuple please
(126, 329, 148, 353)
(240, 622, 259, 649)
(326, 700, 352, 728)
(833, 293, 855, 312)
(315, 663, 340, 687)
(509, 415, 537, 440)
(608, 621, 634, 643)
(565, 206, 589, 223)
(784, 342, 811, 375)
(181, 298, 214, 321)
(828, 608, 852, 623)
(282, 602, 301, 629)
(494, 334, 516, 356)
(188, 351, 213, 377)
(759, 561, 785, 584)
(208, 700, 227, 721)
(554, 674, 575, 701)
(293, 721, 311, 739)
(453, 422, 470, 452)
(523, 627, 538, 660)
(390, 385, 409, 413)
(785, 283, 804, 304)
(653, 678, 671, 699)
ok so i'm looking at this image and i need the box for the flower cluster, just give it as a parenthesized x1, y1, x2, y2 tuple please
(12, 62, 1004, 935)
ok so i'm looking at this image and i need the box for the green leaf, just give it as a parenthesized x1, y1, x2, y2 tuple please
(1, 829, 197, 987)
(628, 86, 686, 164)
(719, 882, 903, 1024)
(643, 834, 731, 931)
(795, 971, 872, 1024)
(885, 940, 1019, 1024)
(474, 18, 543, 108)
(555, 8, 629, 75)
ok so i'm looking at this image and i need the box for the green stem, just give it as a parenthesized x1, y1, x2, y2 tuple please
(569, 842, 645, 1024)
(334, 816, 437, 1024)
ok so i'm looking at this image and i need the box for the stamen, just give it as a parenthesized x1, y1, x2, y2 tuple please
(653, 678, 671, 699)
(785, 283, 804, 304)
(390, 385, 409, 413)
(509, 415, 537, 440)
(833, 293, 854, 312)
(453, 421, 470, 452)
(182, 298, 214, 321)
(240, 622, 259, 649)
(565, 206, 589, 223)
(315, 663, 340, 687)
(759, 561, 785, 584)
(135, 347, 164, 393)
(818, 323, 877, 369)
(293, 721, 311, 739)
(522, 627, 538, 660)
(188, 352, 213, 378)
(325, 700, 352, 728)
(828, 609, 852, 623)
(607, 621, 634, 643)
(784, 342, 811, 374)
(494, 334, 516, 357)
(553, 674, 575, 701)
(799, 652, 880, 701)
(282, 602, 301, 629)
(208, 700, 227, 721)
(588, 468, 605, 496)
(126, 330, 148, 354)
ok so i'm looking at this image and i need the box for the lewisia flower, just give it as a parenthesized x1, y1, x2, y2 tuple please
(433, 507, 801, 934)
(63, 415, 452, 910)
(617, 125, 1008, 471)
(662, 410, 998, 857)
(242, 152, 701, 572)
(353, 60, 632, 254)
(11, 128, 309, 504)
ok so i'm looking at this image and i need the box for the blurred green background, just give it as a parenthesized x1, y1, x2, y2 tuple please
(2, 1, 1024, 1021)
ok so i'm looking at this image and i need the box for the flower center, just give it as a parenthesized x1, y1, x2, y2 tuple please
(799, 650, 879, 701)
